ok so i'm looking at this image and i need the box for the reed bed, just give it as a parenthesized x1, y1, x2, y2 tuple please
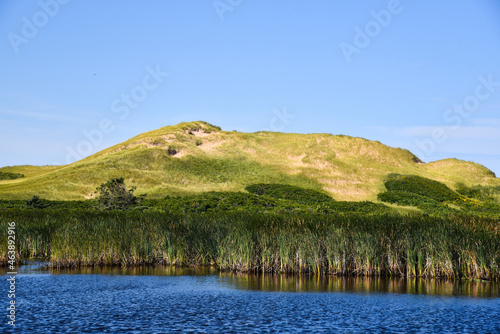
(0, 210, 499, 280)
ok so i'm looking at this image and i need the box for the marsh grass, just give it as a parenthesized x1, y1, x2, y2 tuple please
(0, 210, 498, 280)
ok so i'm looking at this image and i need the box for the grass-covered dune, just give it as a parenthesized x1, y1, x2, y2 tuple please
(0, 121, 498, 201)
(1, 210, 498, 280)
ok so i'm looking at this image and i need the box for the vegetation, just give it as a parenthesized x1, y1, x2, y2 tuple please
(142, 190, 389, 215)
(25, 195, 50, 209)
(455, 183, 500, 201)
(0, 120, 499, 281)
(383, 174, 460, 202)
(1, 121, 498, 201)
(245, 183, 334, 205)
(95, 177, 146, 210)
(0, 210, 498, 280)
(0, 172, 24, 180)
(0, 180, 391, 214)
(378, 174, 500, 217)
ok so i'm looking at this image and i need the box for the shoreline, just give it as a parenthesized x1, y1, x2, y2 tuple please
(1, 261, 497, 283)
(1, 258, 498, 282)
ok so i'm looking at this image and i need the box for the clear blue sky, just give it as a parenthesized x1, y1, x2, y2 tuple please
(1, 0, 500, 176)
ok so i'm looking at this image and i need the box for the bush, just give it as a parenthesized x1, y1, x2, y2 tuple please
(328, 201, 389, 214)
(0, 172, 24, 180)
(148, 189, 389, 215)
(378, 174, 500, 217)
(0, 200, 26, 209)
(245, 183, 334, 205)
(152, 192, 282, 214)
(0, 199, 96, 210)
(95, 178, 146, 210)
(25, 196, 50, 209)
(378, 190, 438, 207)
(377, 174, 461, 215)
(455, 183, 500, 201)
(384, 174, 460, 202)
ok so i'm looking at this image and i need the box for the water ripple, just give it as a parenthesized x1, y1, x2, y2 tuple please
(0, 273, 499, 333)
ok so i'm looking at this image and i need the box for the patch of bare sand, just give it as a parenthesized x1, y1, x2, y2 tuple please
(197, 139, 225, 153)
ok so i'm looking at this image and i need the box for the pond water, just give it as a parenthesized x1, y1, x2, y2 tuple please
(1, 263, 499, 333)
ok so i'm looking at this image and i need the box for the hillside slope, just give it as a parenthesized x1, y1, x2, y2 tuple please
(0, 121, 498, 201)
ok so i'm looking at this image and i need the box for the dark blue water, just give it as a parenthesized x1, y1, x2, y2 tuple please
(1, 265, 499, 333)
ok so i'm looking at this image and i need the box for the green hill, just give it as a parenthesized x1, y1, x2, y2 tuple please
(0, 121, 498, 201)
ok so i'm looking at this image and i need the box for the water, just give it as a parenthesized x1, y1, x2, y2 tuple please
(1, 264, 499, 333)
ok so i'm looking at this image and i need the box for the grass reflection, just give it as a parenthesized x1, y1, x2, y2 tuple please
(3, 262, 498, 298)
(218, 273, 500, 298)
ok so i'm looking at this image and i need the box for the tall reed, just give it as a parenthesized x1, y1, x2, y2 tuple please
(0, 210, 498, 280)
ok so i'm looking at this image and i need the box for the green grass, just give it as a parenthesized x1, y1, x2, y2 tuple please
(1, 210, 498, 280)
(1, 121, 498, 201)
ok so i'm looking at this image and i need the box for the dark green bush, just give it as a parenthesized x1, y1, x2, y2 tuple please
(245, 183, 334, 205)
(0, 172, 24, 180)
(1, 197, 95, 210)
(455, 183, 500, 201)
(378, 190, 438, 207)
(377, 175, 500, 217)
(143, 188, 388, 215)
(151, 192, 285, 214)
(384, 174, 460, 202)
(95, 177, 146, 210)
(25, 195, 50, 209)
(329, 201, 389, 213)
(0, 200, 26, 209)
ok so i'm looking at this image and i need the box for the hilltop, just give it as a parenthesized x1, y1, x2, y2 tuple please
(0, 121, 498, 201)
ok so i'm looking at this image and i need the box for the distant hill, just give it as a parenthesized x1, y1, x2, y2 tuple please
(0, 121, 498, 201)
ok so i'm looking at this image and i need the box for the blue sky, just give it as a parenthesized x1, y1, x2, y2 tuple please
(1, 0, 500, 176)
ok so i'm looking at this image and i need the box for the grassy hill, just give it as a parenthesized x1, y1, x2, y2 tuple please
(0, 121, 498, 201)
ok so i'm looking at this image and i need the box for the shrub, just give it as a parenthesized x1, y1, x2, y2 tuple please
(0, 200, 26, 209)
(0, 172, 24, 180)
(95, 178, 146, 210)
(378, 175, 500, 217)
(167, 146, 178, 156)
(378, 190, 438, 207)
(156, 192, 282, 214)
(146, 190, 389, 215)
(384, 174, 460, 202)
(245, 183, 334, 205)
(455, 183, 500, 201)
(25, 196, 50, 209)
(329, 201, 389, 214)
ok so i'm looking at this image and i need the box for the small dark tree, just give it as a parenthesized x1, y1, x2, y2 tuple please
(95, 178, 145, 210)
